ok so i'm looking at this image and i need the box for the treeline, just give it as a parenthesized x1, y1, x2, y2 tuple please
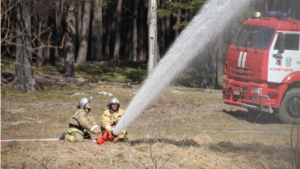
(1, 0, 300, 92)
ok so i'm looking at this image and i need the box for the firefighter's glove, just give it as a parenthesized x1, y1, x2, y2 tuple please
(96, 131, 108, 145)
(105, 126, 114, 132)
(96, 131, 102, 140)
(91, 126, 101, 134)
(117, 134, 125, 140)
(108, 132, 117, 141)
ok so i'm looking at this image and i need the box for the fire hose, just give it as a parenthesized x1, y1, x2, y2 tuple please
(1, 138, 93, 144)
(1, 131, 116, 145)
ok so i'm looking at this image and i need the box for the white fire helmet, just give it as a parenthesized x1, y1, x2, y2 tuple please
(78, 98, 90, 109)
(107, 97, 120, 107)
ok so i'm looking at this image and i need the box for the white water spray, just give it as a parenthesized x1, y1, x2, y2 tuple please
(113, 0, 253, 135)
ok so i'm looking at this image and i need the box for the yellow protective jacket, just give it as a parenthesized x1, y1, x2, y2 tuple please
(69, 108, 100, 134)
(100, 108, 124, 132)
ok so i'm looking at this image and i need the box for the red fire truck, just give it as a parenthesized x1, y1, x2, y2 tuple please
(222, 11, 300, 124)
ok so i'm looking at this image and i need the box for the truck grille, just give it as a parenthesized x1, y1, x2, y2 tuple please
(231, 66, 254, 78)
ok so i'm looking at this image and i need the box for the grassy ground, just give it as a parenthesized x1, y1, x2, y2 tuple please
(1, 82, 299, 169)
(1, 60, 225, 88)
(1, 61, 148, 84)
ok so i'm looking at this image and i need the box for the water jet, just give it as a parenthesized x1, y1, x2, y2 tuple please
(113, 0, 253, 136)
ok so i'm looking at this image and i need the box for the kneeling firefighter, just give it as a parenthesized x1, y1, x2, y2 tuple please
(99, 97, 127, 142)
(64, 98, 101, 143)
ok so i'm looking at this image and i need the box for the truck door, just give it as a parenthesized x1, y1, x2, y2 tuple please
(268, 32, 300, 83)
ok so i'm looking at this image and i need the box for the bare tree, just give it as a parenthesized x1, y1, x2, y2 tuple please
(76, 0, 92, 65)
(64, 3, 76, 77)
(92, 0, 103, 61)
(147, 0, 158, 75)
(132, 0, 139, 61)
(175, 0, 181, 37)
(138, 1, 148, 62)
(75, 0, 82, 61)
(76, 0, 82, 46)
(113, 0, 122, 61)
(36, 16, 49, 67)
(13, 1, 36, 92)
(53, 0, 64, 65)
(1, 0, 19, 57)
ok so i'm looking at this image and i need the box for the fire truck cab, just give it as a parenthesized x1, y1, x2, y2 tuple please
(222, 11, 300, 124)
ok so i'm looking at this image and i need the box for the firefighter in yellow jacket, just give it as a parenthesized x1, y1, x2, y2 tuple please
(64, 98, 101, 143)
(100, 97, 127, 141)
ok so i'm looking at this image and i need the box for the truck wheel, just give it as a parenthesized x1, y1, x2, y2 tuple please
(278, 88, 300, 124)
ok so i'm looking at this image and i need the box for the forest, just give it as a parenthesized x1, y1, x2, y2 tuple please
(1, 0, 300, 92)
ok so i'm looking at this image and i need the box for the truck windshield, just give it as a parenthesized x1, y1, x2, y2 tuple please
(233, 25, 275, 50)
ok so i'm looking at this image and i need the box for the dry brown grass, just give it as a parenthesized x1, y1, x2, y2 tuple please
(1, 83, 298, 168)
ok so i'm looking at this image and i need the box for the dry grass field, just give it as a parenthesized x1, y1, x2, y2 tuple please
(1, 83, 299, 169)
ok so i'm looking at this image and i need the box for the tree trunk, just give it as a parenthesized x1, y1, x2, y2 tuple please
(92, 0, 103, 61)
(147, 0, 158, 75)
(291, 0, 300, 19)
(132, 0, 139, 61)
(76, 1, 82, 56)
(165, 10, 171, 54)
(124, 26, 133, 61)
(103, 2, 112, 60)
(138, 1, 148, 61)
(265, 0, 268, 11)
(53, 0, 64, 65)
(14, 1, 36, 92)
(37, 16, 48, 67)
(76, 0, 92, 65)
(157, 0, 164, 57)
(113, 0, 122, 61)
(211, 39, 218, 88)
(104, 30, 111, 60)
(64, 4, 76, 77)
(175, 0, 181, 37)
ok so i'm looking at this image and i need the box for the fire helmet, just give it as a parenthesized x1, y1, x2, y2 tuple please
(78, 98, 90, 109)
(107, 97, 120, 107)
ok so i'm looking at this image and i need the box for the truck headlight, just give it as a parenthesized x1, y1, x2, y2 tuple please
(252, 87, 262, 93)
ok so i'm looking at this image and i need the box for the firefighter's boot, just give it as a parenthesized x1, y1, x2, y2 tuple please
(116, 129, 127, 141)
(59, 132, 66, 140)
